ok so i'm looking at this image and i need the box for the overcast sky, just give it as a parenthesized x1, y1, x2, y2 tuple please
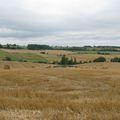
(0, 0, 120, 46)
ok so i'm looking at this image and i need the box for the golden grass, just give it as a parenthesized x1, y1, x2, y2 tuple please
(0, 62, 119, 120)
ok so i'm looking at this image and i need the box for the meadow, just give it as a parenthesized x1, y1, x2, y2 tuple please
(0, 49, 119, 120)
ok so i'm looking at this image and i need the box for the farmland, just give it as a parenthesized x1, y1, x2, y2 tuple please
(1, 48, 120, 63)
(0, 49, 62, 63)
(0, 49, 120, 120)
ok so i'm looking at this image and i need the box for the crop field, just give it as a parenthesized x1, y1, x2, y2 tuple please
(1, 49, 75, 63)
(0, 50, 62, 63)
(1, 49, 74, 55)
(0, 49, 120, 120)
(0, 60, 119, 120)
(1, 49, 120, 63)
(1, 0, 120, 119)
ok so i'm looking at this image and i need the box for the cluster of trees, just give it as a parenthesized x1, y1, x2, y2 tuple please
(27, 44, 52, 50)
(0, 43, 120, 52)
(0, 44, 24, 49)
(59, 55, 77, 65)
(93, 56, 120, 63)
(110, 57, 120, 62)
(53, 46, 120, 52)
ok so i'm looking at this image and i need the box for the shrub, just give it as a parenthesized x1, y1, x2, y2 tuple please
(93, 56, 106, 62)
(23, 60, 27, 62)
(83, 61, 88, 64)
(111, 57, 120, 62)
(3, 56, 12, 61)
(89, 60, 92, 63)
(79, 61, 82, 64)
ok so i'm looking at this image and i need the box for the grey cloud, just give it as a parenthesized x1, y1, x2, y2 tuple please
(0, 0, 120, 46)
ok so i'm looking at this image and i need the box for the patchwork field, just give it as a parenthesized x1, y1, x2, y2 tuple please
(1, 49, 120, 63)
(1, 49, 74, 55)
(0, 49, 63, 63)
(0, 61, 119, 120)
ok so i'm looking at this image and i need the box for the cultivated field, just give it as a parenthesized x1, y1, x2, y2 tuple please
(1, 49, 120, 63)
(0, 61, 120, 120)
(1, 49, 74, 55)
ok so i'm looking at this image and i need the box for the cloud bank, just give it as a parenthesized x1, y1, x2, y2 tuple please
(0, 0, 120, 46)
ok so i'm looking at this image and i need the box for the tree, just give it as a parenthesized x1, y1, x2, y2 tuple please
(93, 56, 106, 62)
(0, 44, 3, 48)
(6, 44, 10, 49)
(60, 56, 78, 65)
(60, 55, 68, 65)
(111, 57, 120, 62)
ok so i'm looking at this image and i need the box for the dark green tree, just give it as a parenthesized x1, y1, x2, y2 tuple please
(60, 55, 68, 65)
(93, 56, 106, 62)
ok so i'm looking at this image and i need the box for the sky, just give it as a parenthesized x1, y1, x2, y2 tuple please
(0, 0, 120, 46)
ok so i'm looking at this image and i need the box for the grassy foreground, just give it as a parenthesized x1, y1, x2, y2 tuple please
(0, 62, 119, 120)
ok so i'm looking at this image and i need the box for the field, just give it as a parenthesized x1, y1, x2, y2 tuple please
(1, 49, 120, 63)
(0, 49, 63, 63)
(1, 49, 74, 63)
(0, 49, 120, 120)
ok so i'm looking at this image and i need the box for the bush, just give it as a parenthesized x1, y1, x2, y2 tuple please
(79, 61, 83, 64)
(93, 56, 106, 62)
(23, 60, 27, 62)
(89, 60, 92, 63)
(34, 61, 48, 64)
(83, 61, 88, 64)
(111, 57, 120, 62)
(18, 59, 28, 62)
(3, 56, 12, 61)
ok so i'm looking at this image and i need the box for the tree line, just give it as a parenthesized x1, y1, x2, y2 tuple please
(0, 44, 24, 49)
(27, 44, 52, 50)
(0, 43, 120, 51)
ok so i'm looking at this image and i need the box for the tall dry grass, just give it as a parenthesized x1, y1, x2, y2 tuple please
(0, 63, 119, 120)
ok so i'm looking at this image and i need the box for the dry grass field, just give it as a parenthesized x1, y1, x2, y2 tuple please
(0, 61, 119, 120)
